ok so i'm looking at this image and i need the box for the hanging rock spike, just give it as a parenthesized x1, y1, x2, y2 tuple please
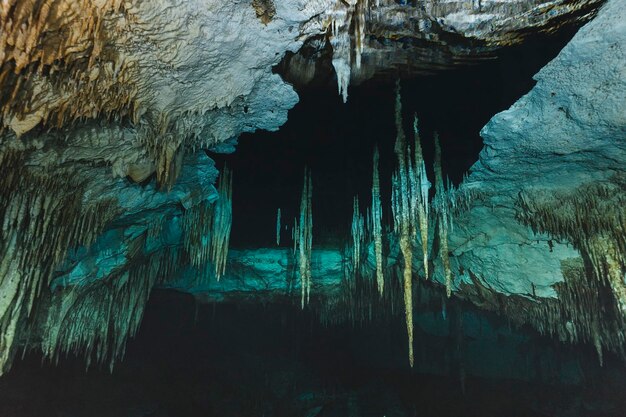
(372, 146, 384, 296)
(433, 133, 453, 298)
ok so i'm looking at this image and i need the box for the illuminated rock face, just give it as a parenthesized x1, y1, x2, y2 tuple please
(0, 0, 334, 373)
(280, 0, 602, 90)
(439, 0, 625, 361)
(0, 0, 601, 139)
(450, 0, 626, 297)
(0, 0, 332, 139)
(0, 0, 621, 374)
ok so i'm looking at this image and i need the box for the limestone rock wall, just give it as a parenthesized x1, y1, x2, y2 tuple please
(443, 0, 626, 358)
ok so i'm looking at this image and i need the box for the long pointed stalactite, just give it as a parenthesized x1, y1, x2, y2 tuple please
(327, 1, 355, 103)
(351, 196, 365, 274)
(413, 115, 431, 280)
(211, 167, 233, 281)
(392, 80, 415, 367)
(354, 0, 368, 70)
(292, 217, 299, 256)
(433, 133, 453, 298)
(372, 146, 384, 296)
(298, 167, 313, 309)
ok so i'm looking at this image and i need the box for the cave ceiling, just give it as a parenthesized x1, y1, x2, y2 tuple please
(0, 0, 624, 374)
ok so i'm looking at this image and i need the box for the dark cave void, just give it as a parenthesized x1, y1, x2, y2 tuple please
(2, 291, 626, 417)
(213, 31, 579, 248)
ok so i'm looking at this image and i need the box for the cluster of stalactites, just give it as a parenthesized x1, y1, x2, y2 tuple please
(138, 112, 186, 190)
(343, 81, 474, 367)
(347, 149, 383, 295)
(396, 121, 461, 300)
(326, 0, 372, 102)
(516, 175, 626, 364)
(36, 244, 180, 373)
(0, 150, 119, 375)
(296, 167, 313, 309)
(137, 111, 242, 191)
(0, 0, 140, 137)
(182, 196, 214, 268)
(388, 80, 472, 365)
(182, 166, 233, 282)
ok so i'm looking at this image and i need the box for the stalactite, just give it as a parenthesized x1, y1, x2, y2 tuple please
(514, 174, 626, 360)
(354, 0, 368, 69)
(276, 208, 281, 246)
(433, 133, 453, 298)
(372, 146, 384, 296)
(327, 1, 356, 103)
(0, 0, 138, 136)
(211, 167, 233, 281)
(182, 166, 233, 282)
(351, 196, 365, 274)
(182, 199, 214, 269)
(138, 113, 186, 190)
(392, 80, 414, 367)
(297, 167, 313, 309)
(35, 245, 178, 372)
(147, 216, 165, 240)
(0, 151, 119, 374)
(412, 115, 431, 279)
(325, 0, 372, 102)
(292, 217, 299, 256)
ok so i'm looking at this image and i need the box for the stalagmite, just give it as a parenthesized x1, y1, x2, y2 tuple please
(433, 133, 453, 298)
(392, 80, 415, 367)
(372, 146, 384, 296)
(298, 167, 313, 309)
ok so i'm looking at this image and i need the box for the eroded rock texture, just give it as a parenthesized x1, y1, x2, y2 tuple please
(447, 0, 626, 360)
(0, 0, 619, 374)
(0, 0, 335, 373)
(280, 0, 602, 94)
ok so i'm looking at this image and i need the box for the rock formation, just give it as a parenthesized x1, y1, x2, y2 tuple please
(0, 0, 622, 376)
